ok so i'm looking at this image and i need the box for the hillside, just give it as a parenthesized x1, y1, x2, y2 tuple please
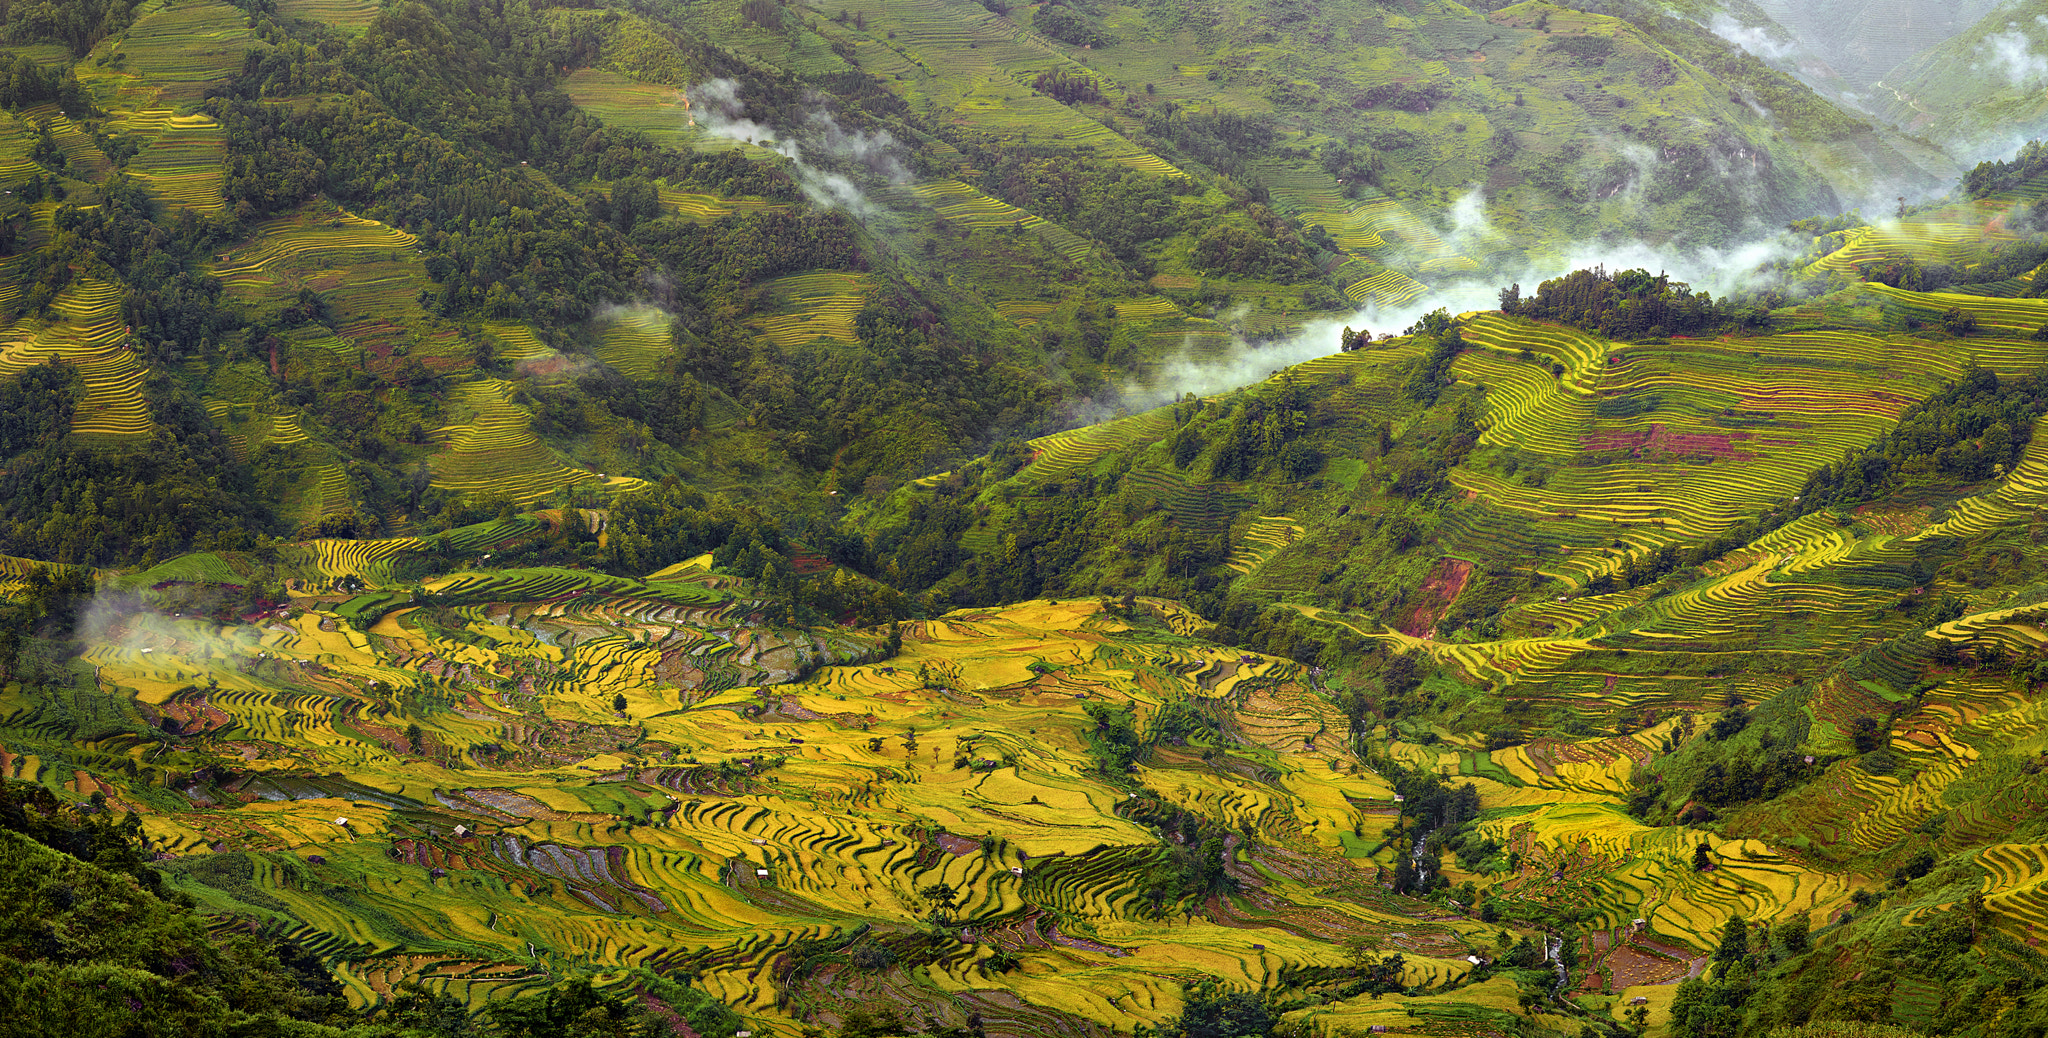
(8, 174, 2048, 1037)
(0, 0, 1974, 572)
(12, 0, 2048, 1037)
(1873, 0, 2048, 155)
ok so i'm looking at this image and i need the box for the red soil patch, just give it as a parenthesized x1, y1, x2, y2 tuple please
(1605, 943, 1692, 987)
(1582, 423, 1750, 460)
(1398, 558, 1473, 637)
(934, 833, 982, 856)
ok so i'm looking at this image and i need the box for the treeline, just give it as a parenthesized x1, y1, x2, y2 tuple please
(0, 164, 279, 567)
(0, 52, 91, 111)
(1141, 105, 1277, 181)
(1500, 265, 1731, 339)
(211, 93, 642, 323)
(2, 0, 135, 56)
(0, 358, 273, 567)
(1800, 365, 2046, 507)
(968, 144, 1185, 263)
(1963, 139, 2048, 198)
(1190, 205, 1323, 282)
(600, 481, 908, 625)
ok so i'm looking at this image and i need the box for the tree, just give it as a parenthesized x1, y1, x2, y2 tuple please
(490, 978, 637, 1038)
(1162, 983, 1274, 1038)
(919, 882, 958, 925)
(1713, 916, 1749, 965)
(1779, 909, 1810, 954)
(611, 693, 628, 713)
(1693, 841, 1714, 871)
(1361, 952, 1405, 998)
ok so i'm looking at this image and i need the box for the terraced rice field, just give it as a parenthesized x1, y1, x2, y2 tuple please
(0, 278, 151, 439)
(750, 272, 869, 348)
(72, 589, 1457, 1012)
(1808, 217, 2016, 275)
(1021, 407, 1177, 482)
(594, 305, 674, 379)
(1438, 313, 2016, 584)
(900, 179, 1093, 261)
(995, 300, 1056, 326)
(49, 558, 1897, 1029)
(0, 113, 45, 186)
(1345, 268, 1430, 307)
(215, 208, 419, 294)
(1226, 517, 1304, 575)
(481, 322, 556, 363)
(130, 113, 227, 214)
(429, 380, 601, 503)
(657, 185, 784, 222)
(277, 0, 379, 31)
(17, 107, 110, 181)
(119, 1, 260, 100)
(565, 71, 694, 150)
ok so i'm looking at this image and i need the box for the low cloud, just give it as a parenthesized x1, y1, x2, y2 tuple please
(1706, 13, 1798, 64)
(687, 78, 910, 219)
(1982, 28, 2048, 91)
(1123, 190, 1808, 410)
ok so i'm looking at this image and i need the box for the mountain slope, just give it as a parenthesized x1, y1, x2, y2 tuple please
(1874, 0, 2048, 155)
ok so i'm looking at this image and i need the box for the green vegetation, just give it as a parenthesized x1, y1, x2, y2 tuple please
(11, 0, 2048, 1035)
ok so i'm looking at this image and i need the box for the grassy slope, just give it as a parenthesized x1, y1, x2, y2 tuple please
(1876, 0, 2048, 151)
(18, 199, 2048, 1033)
(8, 0, 2048, 1034)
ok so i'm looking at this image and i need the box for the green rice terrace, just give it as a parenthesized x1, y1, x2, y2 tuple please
(9, 0, 2048, 1035)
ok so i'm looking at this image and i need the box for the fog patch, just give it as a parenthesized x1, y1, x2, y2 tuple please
(1982, 28, 2048, 91)
(687, 78, 911, 220)
(1706, 13, 1798, 65)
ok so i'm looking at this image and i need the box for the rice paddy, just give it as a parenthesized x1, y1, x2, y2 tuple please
(430, 380, 606, 503)
(592, 305, 674, 379)
(0, 277, 151, 439)
(119, 1, 261, 101)
(17, 0, 2048, 1031)
(564, 71, 695, 150)
(276, 0, 380, 32)
(40, 582, 1564, 1022)
(21, 564, 1918, 1032)
(129, 112, 227, 215)
(749, 272, 869, 349)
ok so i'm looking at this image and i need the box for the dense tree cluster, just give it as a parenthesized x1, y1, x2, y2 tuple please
(1032, 1, 1109, 47)
(973, 146, 1183, 262)
(1502, 265, 1728, 339)
(1800, 365, 2046, 507)
(1031, 67, 1104, 105)
(212, 94, 641, 323)
(1190, 207, 1322, 282)
(1964, 139, 2048, 198)
(0, 364, 272, 566)
(1140, 107, 1276, 181)
(2, 0, 135, 56)
(0, 53, 91, 111)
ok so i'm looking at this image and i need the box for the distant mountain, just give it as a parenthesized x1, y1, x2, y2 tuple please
(1749, 0, 2002, 87)
(1874, 0, 2048, 157)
